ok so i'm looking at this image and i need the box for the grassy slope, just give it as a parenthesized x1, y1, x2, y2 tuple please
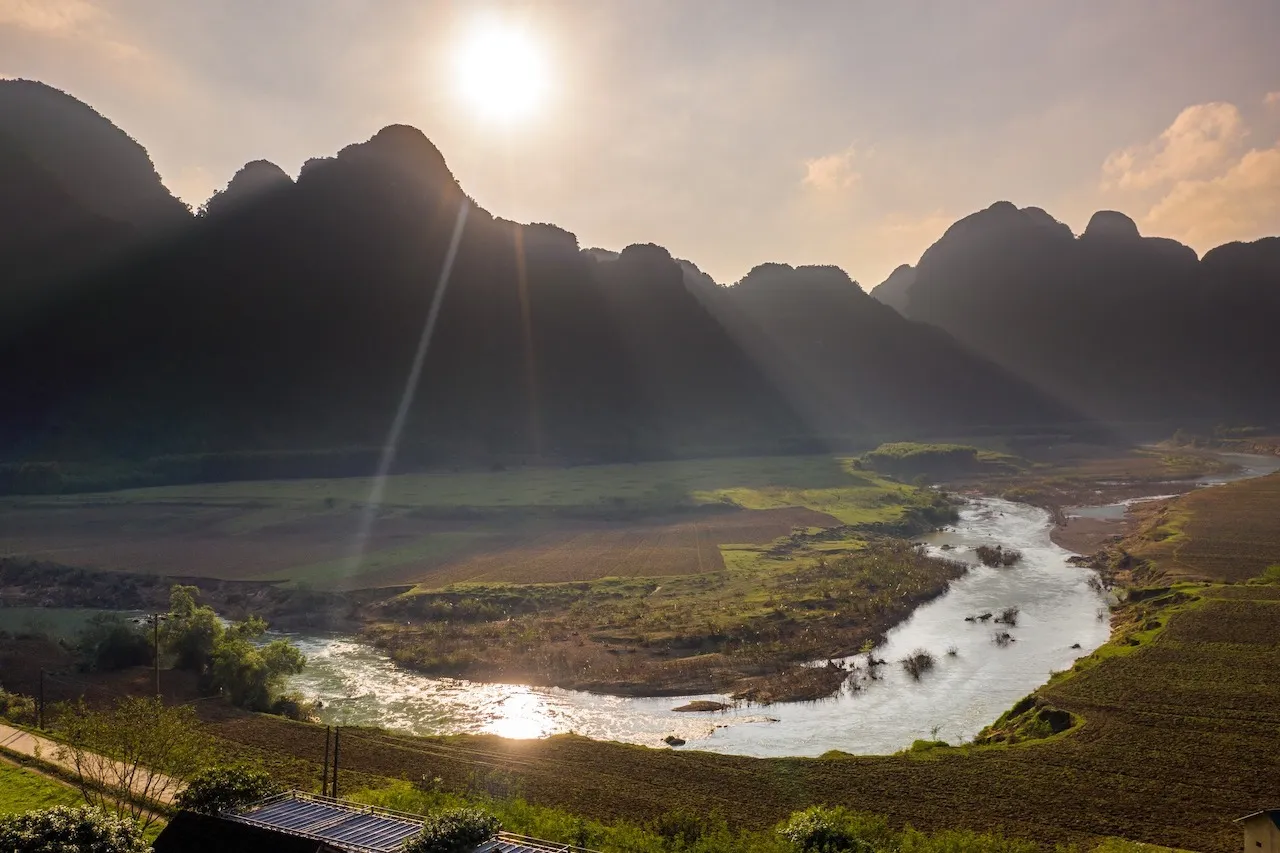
(0, 760, 81, 814)
(198, 469, 1280, 853)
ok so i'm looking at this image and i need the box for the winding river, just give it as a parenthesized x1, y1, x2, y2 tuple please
(283, 452, 1280, 756)
(5, 454, 1272, 757)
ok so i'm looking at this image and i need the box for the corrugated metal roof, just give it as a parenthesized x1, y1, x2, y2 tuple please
(228, 792, 599, 853)
(229, 793, 424, 853)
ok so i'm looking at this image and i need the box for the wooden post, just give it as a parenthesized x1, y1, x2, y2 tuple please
(332, 727, 340, 800)
(322, 726, 331, 797)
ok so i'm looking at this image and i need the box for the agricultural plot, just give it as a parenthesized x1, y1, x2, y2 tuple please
(0, 456, 918, 589)
(1127, 472, 1280, 583)
(199, 469, 1280, 853)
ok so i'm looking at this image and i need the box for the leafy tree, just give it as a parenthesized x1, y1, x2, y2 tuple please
(0, 805, 148, 853)
(175, 766, 281, 815)
(161, 585, 225, 674)
(161, 585, 306, 711)
(211, 634, 306, 711)
(77, 614, 151, 672)
(54, 696, 211, 832)
(403, 807, 501, 853)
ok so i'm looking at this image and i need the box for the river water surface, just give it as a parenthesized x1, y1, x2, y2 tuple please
(284, 453, 1279, 756)
(285, 497, 1112, 756)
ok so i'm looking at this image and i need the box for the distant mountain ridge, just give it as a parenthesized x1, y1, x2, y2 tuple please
(870, 203, 1280, 422)
(2, 79, 1277, 472)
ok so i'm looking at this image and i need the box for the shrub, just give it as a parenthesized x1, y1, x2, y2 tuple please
(975, 545, 1022, 567)
(0, 805, 148, 853)
(403, 807, 502, 853)
(900, 649, 936, 680)
(777, 805, 887, 853)
(0, 684, 36, 724)
(176, 766, 281, 815)
(992, 631, 1015, 647)
(994, 607, 1020, 626)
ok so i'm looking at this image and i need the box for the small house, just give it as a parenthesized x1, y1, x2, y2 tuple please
(1237, 810, 1280, 853)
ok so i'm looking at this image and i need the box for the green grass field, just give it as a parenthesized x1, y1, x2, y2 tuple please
(0, 761, 81, 815)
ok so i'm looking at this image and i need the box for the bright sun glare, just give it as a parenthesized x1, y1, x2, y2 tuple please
(453, 21, 549, 123)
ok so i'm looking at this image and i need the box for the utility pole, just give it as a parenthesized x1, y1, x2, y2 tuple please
(37, 669, 44, 729)
(153, 614, 161, 698)
(331, 727, 340, 800)
(322, 726, 331, 797)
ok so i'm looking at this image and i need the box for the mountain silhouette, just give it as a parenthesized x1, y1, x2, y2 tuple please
(871, 203, 1280, 423)
(0, 80, 189, 229)
(5, 81, 1279, 479)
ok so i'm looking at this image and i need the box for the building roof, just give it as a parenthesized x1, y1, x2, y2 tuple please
(227, 791, 594, 853)
(1237, 809, 1280, 827)
(229, 792, 424, 853)
(152, 810, 335, 853)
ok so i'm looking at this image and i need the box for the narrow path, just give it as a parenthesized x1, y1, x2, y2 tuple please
(0, 723, 179, 805)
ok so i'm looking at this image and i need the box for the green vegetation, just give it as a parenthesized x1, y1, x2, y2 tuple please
(0, 684, 37, 725)
(351, 783, 1038, 853)
(366, 541, 966, 700)
(0, 805, 148, 853)
(861, 443, 996, 479)
(162, 585, 307, 713)
(403, 807, 502, 853)
(0, 763, 81, 815)
(174, 766, 280, 815)
(974, 696, 1075, 745)
(53, 696, 211, 832)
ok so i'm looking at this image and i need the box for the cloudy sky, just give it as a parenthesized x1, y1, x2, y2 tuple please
(3, 0, 1279, 286)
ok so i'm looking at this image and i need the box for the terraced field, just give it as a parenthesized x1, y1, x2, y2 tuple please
(191, 472, 1280, 853)
(1124, 472, 1280, 582)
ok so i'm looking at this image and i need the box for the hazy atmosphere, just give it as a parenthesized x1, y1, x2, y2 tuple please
(4, 0, 1279, 284)
(3, 4, 1280, 853)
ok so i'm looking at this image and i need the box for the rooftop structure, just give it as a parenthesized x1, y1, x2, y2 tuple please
(181, 791, 592, 853)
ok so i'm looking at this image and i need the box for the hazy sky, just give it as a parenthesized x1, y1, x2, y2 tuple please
(3, 0, 1279, 286)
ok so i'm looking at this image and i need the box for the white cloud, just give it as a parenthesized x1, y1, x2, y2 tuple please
(1144, 140, 1280, 248)
(1266, 92, 1280, 110)
(802, 145, 861, 192)
(0, 0, 102, 35)
(1102, 102, 1246, 190)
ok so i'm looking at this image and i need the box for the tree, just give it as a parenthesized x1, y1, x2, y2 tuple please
(175, 766, 280, 815)
(210, 630, 306, 712)
(54, 697, 211, 832)
(77, 614, 151, 672)
(160, 585, 306, 712)
(403, 808, 501, 853)
(0, 805, 148, 853)
(161, 585, 224, 674)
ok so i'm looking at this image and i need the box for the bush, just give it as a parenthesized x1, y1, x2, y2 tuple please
(403, 808, 502, 853)
(175, 766, 281, 815)
(0, 684, 37, 724)
(900, 649, 936, 680)
(0, 805, 148, 853)
(777, 805, 883, 853)
(975, 545, 1022, 567)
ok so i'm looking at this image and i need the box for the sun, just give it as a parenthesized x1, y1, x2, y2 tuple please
(453, 22, 550, 123)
